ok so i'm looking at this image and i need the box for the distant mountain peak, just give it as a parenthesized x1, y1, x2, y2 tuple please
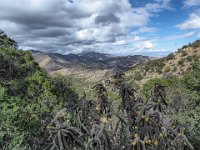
(78, 51, 112, 60)
(31, 50, 150, 81)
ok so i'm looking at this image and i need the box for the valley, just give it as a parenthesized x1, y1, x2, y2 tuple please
(31, 50, 150, 82)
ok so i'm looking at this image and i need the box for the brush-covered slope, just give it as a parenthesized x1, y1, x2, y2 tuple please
(0, 31, 78, 149)
(126, 40, 200, 86)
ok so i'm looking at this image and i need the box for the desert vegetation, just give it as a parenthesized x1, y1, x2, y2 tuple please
(0, 32, 199, 150)
(41, 72, 196, 150)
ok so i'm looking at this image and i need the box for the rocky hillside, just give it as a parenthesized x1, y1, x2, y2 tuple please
(31, 51, 150, 81)
(126, 40, 200, 86)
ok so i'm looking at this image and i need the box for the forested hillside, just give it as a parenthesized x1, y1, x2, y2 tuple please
(0, 31, 78, 149)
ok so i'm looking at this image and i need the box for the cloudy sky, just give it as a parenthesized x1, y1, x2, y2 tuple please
(0, 0, 200, 56)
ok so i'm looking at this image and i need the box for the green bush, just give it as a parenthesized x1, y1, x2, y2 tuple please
(0, 35, 78, 149)
(182, 45, 188, 49)
(178, 58, 184, 66)
(191, 40, 200, 48)
(181, 50, 188, 57)
(164, 66, 171, 73)
(134, 71, 143, 81)
(174, 107, 200, 149)
(173, 66, 177, 72)
(166, 53, 175, 60)
(143, 59, 165, 74)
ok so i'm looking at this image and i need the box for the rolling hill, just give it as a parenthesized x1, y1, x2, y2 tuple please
(31, 50, 150, 81)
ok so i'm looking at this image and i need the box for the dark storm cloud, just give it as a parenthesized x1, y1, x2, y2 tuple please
(29, 28, 74, 38)
(0, 0, 134, 54)
(0, 14, 74, 30)
(95, 13, 120, 25)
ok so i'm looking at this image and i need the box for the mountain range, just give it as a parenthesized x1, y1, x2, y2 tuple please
(31, 51, 150, 81)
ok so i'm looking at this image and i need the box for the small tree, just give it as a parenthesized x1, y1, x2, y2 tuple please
(0, 30, 18, 49)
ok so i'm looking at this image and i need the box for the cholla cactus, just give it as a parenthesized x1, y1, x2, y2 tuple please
(47, 108, 85, 150)
(45, 78, 194, 150)
(132, 134, 146, 150)
(172, 128, 194, 150)
(86, 124, 115, 150)
(92, 84, 112, 116)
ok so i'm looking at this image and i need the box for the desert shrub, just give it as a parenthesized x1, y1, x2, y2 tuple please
(178, 58, 185, 66)
(134, 71, 143, 81)
(191, 40, 200, 48)
(174, 107, 200, 149)
(143, 65, 150, 72)
(143, 59, 165, 74)
(182, 45, 188, 49)
(173, 66, 177, 72)
(186, 55, 194, 62)
(181, 50, 188, 57)
(180, 68, 184, 73)
(177, 48, 182, 53)
(183, 74, 200, 94)
(164, 66, 171, 73)
(166, 53, 175, 60)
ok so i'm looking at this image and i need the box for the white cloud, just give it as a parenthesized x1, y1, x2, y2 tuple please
(132, 36, 145, 42)
(177, 13, 200, 29)
(136, 41, 155, 49)
(0, 0, 171, 54)
(165, 31, 196, 40)
(112, 40, 127, 46)
(183, 0, 200, 7)
(137, 27, 158, 33)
